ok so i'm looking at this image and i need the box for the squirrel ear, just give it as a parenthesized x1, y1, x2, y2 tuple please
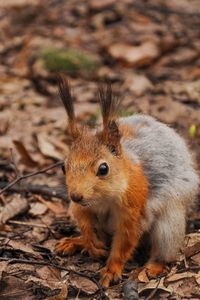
(98, 120, 121, 156)
(98, 83, 121, 155)
(57, 74, 79, 139)
(106, 120, 121, 155)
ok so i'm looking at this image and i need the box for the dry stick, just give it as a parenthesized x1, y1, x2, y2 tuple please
(145, 277, 161, 300)
(8, 220, 49, 229)
(0, 182, 67, 201)
(0, 161, 63, 195)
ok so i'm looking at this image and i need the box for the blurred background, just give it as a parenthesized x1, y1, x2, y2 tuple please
(0, 1, 200, 299)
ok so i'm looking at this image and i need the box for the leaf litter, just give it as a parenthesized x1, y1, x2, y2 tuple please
(0, 0, 200, 299)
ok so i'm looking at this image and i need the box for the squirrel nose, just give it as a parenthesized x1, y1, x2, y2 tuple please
(70, 193, 83, 203)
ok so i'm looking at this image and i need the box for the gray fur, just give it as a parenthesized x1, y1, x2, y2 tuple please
(120, 114, 199, 262)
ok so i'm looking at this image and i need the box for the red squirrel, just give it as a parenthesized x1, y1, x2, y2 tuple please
(55, 75, 199, 287)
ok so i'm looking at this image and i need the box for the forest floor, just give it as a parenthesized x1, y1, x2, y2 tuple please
(0, 0, 200, 299)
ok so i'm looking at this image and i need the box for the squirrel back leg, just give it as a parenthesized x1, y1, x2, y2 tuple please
(145, 204, 186, 278)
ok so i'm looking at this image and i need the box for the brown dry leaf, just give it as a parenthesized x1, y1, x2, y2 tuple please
(70, 275, 98, 295)
(0, 118, 9, 135)
(167, 271, 198, 283)
(108, 41, 160, 67)
(138, 278, 172, 296)
(191, 252, 200, 265)
(124, 72, 153, 96)
(0, 261, 8, 281)
(37, 133, 64, 160)
(167, 277, 199, 298)
(186, 232, 200, 248)
(137, 268, 149, 283)
(13, 140, 38, 168)
(0, 275, 34, 300)
(0, 195, 28, 224)
(36, 196, 68, 216)
(44, 283, 68, 300)
(185, 241, 200, 258)
(89, 0, 117, 11)
(26, 265, 66, 292)
(37, 265, 61, 282)
(7, 240, 42, 259)
(29, 202, 48, 216)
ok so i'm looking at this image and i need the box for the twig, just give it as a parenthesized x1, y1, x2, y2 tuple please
(8, 220, 49, 229)
(145, 277, 161, 300)
(0, 182, 67, 200)
(0, 161, 63, 195)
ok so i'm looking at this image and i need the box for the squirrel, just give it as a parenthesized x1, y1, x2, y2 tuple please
(55, 75, 199, 287)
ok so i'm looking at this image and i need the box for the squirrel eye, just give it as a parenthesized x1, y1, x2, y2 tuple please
(97, 163, 109, 176)
(61, 163, 66, 174)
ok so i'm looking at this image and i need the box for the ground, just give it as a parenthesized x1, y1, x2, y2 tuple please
(0, 0, 200, 299)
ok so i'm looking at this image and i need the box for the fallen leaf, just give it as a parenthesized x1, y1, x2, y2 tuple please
(191, 252, 200, 265)
(124, 72, 153, 96)
(137, 269, 149, 283)
(167, 277, 199, 298)
(36, 196, 68, 216)
(0, 275, 34, 299)
(13, 140, 38, 168)
(70, 275, 98, 295)
(29, 202, 48, 216)
(138, 278, 172, 295)
(0, 261, 8, 281)
(0, 195, 28, 224)
(37, 133, 64, 160)
(108, 41, 160, 67)
(7, 240, 42, 259)
(185, 241, 200, 258)
(45, 283, 68, 300)
(89, 0, 117, 11)
(167, 271, 198, 283)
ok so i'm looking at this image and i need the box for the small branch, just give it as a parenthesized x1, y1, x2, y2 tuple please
(8, 220, 50, 228)
(145, 277, 161, 300)
(0, 161, 63, 195)
(0, 182, 67, 201)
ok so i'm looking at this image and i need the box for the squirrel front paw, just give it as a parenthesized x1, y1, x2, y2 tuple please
(138, 262, 166, 280)
(145, 262, 166, 278)
(55, 237, 83, 255)
(100, 262, 122, 288)
(55, 237, 108, 258)
(82, 244, 108, 258)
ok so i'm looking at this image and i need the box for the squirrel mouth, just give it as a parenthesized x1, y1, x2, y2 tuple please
(80, 200, 97, 208)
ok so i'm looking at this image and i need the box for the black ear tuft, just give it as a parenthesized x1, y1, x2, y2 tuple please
(98, 83, 120, 128)
(98, 83, 121, 155)
(57, 74, 79, 138)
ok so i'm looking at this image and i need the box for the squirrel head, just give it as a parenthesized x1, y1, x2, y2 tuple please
(58, 75, 128, 208)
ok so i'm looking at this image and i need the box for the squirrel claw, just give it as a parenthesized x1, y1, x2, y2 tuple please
(82, 246, 108, 258)
(55, 237, 82, 255)
(144, 262, 166, 279)
(100, 265, 122, 288)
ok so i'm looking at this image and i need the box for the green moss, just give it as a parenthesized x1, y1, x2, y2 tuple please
(119, 110, 134, 117)
(41, 48, 100, 75)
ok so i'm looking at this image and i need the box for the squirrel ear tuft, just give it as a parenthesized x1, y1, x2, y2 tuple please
(98, 83, 121, 155)
(98, 119, 121, 156)
(57, 74, 79, 139)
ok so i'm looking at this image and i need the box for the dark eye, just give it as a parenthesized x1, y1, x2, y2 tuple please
(61, 163, 66, 174)
(97, 163, 109, 176)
